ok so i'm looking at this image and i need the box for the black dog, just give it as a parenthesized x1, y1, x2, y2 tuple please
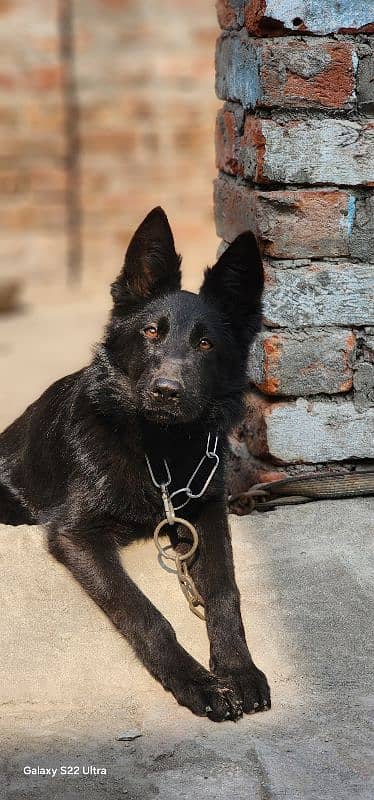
(0, 208, 270, 721)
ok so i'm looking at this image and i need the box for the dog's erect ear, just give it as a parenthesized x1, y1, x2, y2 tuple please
(199, 232, 264, 346)
(111, 207, 182, 313)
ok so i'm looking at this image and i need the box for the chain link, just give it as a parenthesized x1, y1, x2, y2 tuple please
(153, 516, 206, 620)
(147, 436, 218, 621)
(145, 432, 219, 519)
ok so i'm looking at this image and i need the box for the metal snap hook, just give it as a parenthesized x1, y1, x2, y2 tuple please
(206, 432, 218, 458)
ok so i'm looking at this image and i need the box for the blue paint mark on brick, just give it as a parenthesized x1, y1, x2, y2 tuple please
(347, 195, 356, 236)
(339, 195, 356, 236)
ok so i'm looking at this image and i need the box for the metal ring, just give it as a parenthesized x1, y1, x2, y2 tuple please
(153, 517, 199, 563)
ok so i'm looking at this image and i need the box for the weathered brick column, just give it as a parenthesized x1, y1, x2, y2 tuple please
(215, 1, 374, 489)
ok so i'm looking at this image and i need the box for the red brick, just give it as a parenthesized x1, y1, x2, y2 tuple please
(0, 134, 64, 161)
(81, 130, 137, 155)
(0, 171, 27, 195)
(216, 34, 357, 111)
(214, 175, 352, 259)
(240, 117, 266, 181)
(97, 0, 133, 9)
(0, 107, 18, 127)
(27, 65, 63, 92)
(0, 71, 15, 89)
(240, 118, 374, 186)
(0, 203, 64, 231)
(258, 39, 355, 110)
(262, 263, 372, 327)
(24, 104, 64, 136)
(216, 37, 357, 115)
(28, 166, 67, 195)
(242, 394, 374, 464)
(249, 330, 356, 396)
(216, 0, 241, 30)
(244, 0, 269, 35)
(242, 391, 273, 461)
(215, 106, 243, 175)
(251, 333, 282, 395)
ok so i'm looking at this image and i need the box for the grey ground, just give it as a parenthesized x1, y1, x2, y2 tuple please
(0, 498, 373, 800)
(0, 304, 373, 798)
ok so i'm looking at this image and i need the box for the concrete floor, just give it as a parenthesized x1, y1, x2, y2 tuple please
(0, 304, 373, 798)
(0, 498, 373, 800)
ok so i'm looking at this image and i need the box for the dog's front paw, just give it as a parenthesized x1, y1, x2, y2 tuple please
(171, 670, 243, 722)
(217, 663, 271, 714)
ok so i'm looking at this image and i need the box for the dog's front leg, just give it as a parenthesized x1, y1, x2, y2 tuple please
(47, 520, 243, 721)
(187, 499, 271, 713)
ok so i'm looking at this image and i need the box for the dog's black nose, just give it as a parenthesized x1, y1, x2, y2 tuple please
(151, 377, 181, 401)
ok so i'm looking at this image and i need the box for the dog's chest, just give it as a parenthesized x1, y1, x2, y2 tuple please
(89, 455, 161, 527)
(95, 444, 213, 533)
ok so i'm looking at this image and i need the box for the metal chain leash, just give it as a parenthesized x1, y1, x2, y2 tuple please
(145, 432, 219, 523)
(153, 517, 205, 620)
(146, 433, 220, 620)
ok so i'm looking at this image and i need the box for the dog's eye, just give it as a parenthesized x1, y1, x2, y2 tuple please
(143, 325, 158, 340)
(198, 338, 213, 351)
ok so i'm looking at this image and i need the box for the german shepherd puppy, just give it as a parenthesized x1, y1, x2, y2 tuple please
(0, 208, 270, 721)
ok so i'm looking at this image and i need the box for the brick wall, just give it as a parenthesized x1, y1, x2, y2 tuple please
(215, 1, 374, 488)
(0, 0, 66, 293)
(75, 0, 219, 292)
(0, 0, 219, 297)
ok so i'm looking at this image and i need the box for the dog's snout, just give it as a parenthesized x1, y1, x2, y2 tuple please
(151, 377, 182, 401)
